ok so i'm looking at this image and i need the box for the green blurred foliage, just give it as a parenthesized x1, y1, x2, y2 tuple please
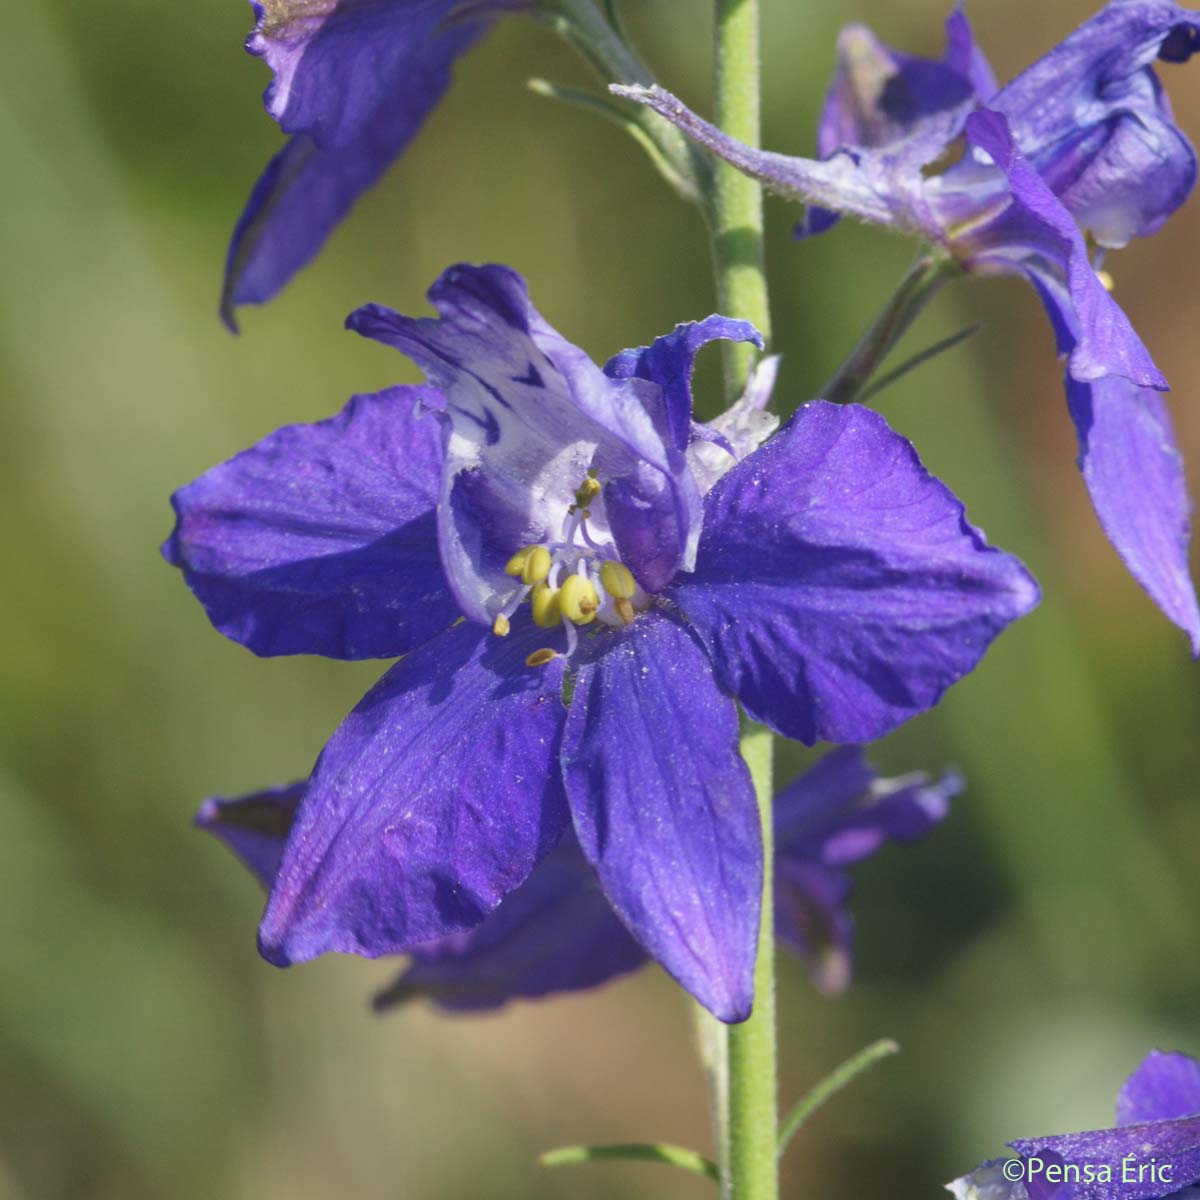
(2, 1, 1199, 1197)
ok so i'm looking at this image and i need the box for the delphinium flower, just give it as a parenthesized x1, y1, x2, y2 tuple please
(165, 262, 1037, 1021)
(196, 748, 961, 1011)
(949, 1050, 1200, 1200)
(616, 2, 1200, 654)
(224, 0, 527, 328)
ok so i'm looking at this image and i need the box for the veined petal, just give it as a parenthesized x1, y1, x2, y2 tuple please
(224, 2, 501, 326)
(993, 0, 1200, 247)
(603, 315, 762, 451)
(1067, 375, 1200, 655)
(1009, 1115, 1200, 1200)
(562, 611, 761, 1023)
(258, 616, 570, 966)
(374, 832, 646, 1012)
(163, 385, 458, 660)
(957, 109, 1166, 390)
(196, 782, 304, 890)
(349, 264, 702, 607)
(668, 402, 1039, 745)
(1118, 1051, 1200, 1124)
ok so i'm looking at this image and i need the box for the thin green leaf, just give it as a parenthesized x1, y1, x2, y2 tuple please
(539, 1141, 720, 1183)
(858, 323, 982, 404)
(778, 1038, 900, 1158)
(527, 78, 699, 201)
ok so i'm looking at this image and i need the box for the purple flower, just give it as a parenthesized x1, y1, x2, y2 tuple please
(948, 1050, 1200, 1200)
(223, 0, 523, 330)
(166, 262, 1036, 1021)
(196, 747, 960, 1011)
(615, 2, 1200, 655)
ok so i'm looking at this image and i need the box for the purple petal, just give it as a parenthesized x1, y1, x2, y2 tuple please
(1067, 375, 1200, 655)
(774, 746, 960, 865)
(257, 615, 570, 966)
(800, 5, 996, 240)
(1118, 1051, 1200, 1125)
(1009, 1114, 1200, 1200)
(992, 1, 1200, 247)
(667, 402, 1039, 745)
(374, 832, 646, 1012)
(224, 2, 499, 326)
(957, 109, 1166, 390)
(774, 861, 854, 995)
(561, 611, 761, 1023)
(613, 84, 949, 239)
(195, 782, 304, 889)
(603, 315, 763, 451)
(163, 386, 458, 659)
(348, 264, 702, 605)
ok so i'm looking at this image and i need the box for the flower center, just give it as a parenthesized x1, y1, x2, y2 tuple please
(491, 472, 648, 664)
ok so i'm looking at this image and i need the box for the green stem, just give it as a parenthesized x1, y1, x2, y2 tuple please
(721, 719, 777, 1200)
(710, 0, 772, 399)
(820, 253, 959, 406)
(704, 6, 776, 1199)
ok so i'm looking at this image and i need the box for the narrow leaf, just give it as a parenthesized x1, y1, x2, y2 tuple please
(858, 324, 983, 404)
(540, 1141, 720, 1183)
(778, 1038, 900, 1158)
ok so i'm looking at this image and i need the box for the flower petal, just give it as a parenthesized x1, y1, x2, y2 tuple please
(374, 832, 646, 1012)
(774, 746, 959, 865)
(668, 401, 1040, 745)
(223, 2, 499, 325)
(561, 611, 761, 1023)
(687, 356, 782, 495)
(257, 615, 570, 966)
(993, 1, 1200, 247)
(1117, 1051, 1200, 1125)
(1067, 374, 1200, 655)
(164, 386, 457, 659)
(1009, 1114, 1200, 1200)
(958, 109, 1166, 390)
(947, 1160, 1033, 1200)
(348, 264, 702, 607)
(603, 315, 763, 451)
(195, 782, 304, 890)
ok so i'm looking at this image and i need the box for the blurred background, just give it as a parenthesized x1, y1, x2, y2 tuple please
(3, 1, 1200, 1197)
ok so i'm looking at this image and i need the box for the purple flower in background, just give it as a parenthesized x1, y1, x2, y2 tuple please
(616, 2, 1200, 655)
(196, 747, 960, 1011)
(222, 0, 524, 330)
(166, 263, 1036, 1021)
(948, 1050, 1200, 1200)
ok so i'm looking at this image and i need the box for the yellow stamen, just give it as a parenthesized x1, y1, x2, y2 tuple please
(574, 476, 602, 508)
(526, 648, 558, 668)
(531, 583, 562, 628)
(504, 548, 531, 577)
(600, 560, 636, 600)
(1097, 268, 1115, 293)
(521, 545, 552, 585)
(492, 613, 511, 638)
(615, 597, 635, 625)
(560, 575, 599, 625)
